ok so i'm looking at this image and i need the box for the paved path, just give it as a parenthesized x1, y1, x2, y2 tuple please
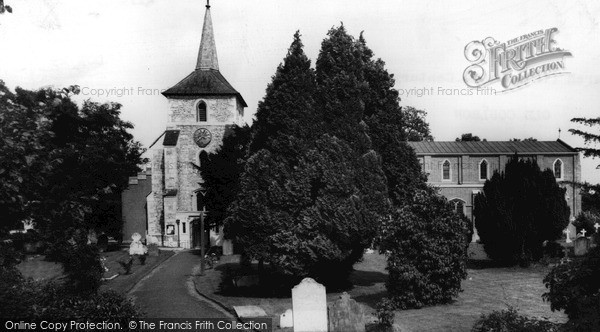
(130, 251, 229, 318)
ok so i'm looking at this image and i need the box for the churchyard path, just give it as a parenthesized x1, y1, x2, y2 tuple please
(129, 250, 232, 319)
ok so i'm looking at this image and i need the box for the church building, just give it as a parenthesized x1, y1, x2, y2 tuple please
(122, 2, 245, 249)
(408, 139, 581, 242)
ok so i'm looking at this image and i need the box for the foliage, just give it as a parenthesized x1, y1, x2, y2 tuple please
(474, 155, 570, 266)
(543, 247, 600, 332)
(378, 188, 470, 309)
(573, 211, 599, 236)
(402, 106, 433, 141)
(198, 124, 252, 229)
(579, 182, 600, 214)
(569, 117, 600, 162)
(510, 137, 538, 142)
(0, 80, 144, 292)
(456, 133, 485, 141)
(226, 30, 389, 286)
(471, 307, 561, 332)
(0, 0, 12, 14)
(0, 267, 141, 323)
(376, 298, 395, 327)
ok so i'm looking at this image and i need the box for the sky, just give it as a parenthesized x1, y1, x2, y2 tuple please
(0, 0, 599, 183)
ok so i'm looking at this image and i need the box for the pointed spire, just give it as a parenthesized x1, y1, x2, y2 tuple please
(196, 1, 219, 70)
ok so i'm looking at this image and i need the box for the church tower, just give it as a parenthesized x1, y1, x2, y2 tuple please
(146, 2, 246, 248)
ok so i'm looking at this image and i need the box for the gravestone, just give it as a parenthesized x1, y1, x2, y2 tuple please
(279, 309, 293, 328)
(292, 278, 327, 332)
(574, 237, 590, 256)
(222, 239, 234, 255)
(328, 292, 365, 332)
(233, 305, 267, 318)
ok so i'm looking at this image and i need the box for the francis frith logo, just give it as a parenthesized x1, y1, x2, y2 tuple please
(463, 28, 572, 91)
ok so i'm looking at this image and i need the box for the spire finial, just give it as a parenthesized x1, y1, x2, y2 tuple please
(196, 0, 219, 70)
(558, 128, 562, 139)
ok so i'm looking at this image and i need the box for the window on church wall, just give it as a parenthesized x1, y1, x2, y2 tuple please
(553, 159, 563, 179)
(197, 101, 207, 122)
(442, 160, 451, 181)
(449, 199, 466, 216)
(479, 159, 488, 180)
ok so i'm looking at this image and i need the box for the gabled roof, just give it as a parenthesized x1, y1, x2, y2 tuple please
(162, 69, 247, 107)
(408, 139, 578, 155)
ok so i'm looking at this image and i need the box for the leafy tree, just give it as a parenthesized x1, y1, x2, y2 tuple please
(474, 155, 570, 266)
(456, 133, 485, 142)
(378, 187, 470, 309)
(198, 124, 252, 229)
(569, 117, 600, 163)
(544, 246, 600, 331)
(402, 106, 433, 142)
(0, 81, 144, 291)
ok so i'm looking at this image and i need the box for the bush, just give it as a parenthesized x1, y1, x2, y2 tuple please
(0, 266, 141, 322)
(471, 307, 561, 332)
(543, 246, 600, 331)
(378, 188, 470, 309)
(474, 156, 570, 266)
(573, 211, 599, 236)
(59, 242, 104, 294)
(376, 298, 395, 328)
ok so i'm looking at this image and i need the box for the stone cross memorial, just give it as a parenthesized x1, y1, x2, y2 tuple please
(292, 278, 328, 332)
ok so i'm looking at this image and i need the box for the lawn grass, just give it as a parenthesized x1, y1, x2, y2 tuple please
(16, 248, 175, 295)
(194, 248, 567, 332)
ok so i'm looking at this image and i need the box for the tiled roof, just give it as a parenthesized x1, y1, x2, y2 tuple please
(162, 69, 247, 107)
(408, 139, 577, 155)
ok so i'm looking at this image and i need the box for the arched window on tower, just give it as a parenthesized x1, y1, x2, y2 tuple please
(479, 159, 488, 180)
(553, 159, 563, 180)
(197, 101, 207, 122)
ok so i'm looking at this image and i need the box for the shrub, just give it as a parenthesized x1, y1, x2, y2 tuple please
(60, 242, 104, 295)
(378, 188, 470, 309)
(543, 246, 600, 331)
(573, 211, 599, 236)
(474, 156, 570, 266)
(376, 298, 395, 328)
(471, 307, 561, 332)
(0, 268, 141, 322)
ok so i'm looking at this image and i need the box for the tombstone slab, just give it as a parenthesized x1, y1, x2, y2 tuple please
(574, 237, 590, 256)
(233, 305, 267, 318)
(279, 309, 293, 328)
(222, 239, 234, 255)
(328, 292, 365, 332)
(292, 278, 327, 332)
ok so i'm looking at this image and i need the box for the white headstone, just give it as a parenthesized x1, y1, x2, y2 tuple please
(580, 229, 587, 238)
(279, 309, 293, 328)
(595, 223, 600, 233)
(292, 278, 327, 332)
(564, 228, 572, 243)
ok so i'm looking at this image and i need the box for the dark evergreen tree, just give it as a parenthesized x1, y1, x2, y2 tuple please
(226, 31, 389, 286)
(198, 124, 252, 229)
(474, 155, 570, 266)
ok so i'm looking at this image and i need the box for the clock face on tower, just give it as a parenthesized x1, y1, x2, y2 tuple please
(193, 128, 212, 148)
